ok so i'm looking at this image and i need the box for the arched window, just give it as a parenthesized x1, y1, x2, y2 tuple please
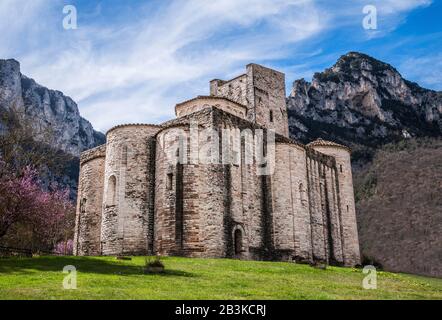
(107, 175, 117, 206)
(234, 229, 243, 255)
(299, 183, 307, 206)
(80, 198, 87, 214)
(320, 182, 326, 210)
(167, 173, 173, 190)
(269, 110, 274, 123)
(121, 145, 128, 166)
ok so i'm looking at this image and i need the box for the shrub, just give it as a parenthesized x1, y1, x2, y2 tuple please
(143, 256, 165, 273)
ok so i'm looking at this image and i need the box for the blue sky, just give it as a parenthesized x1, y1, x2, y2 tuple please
(0, 0, 441, 131)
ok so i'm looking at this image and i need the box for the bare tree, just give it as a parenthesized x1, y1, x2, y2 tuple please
(0, 106, 75, 179)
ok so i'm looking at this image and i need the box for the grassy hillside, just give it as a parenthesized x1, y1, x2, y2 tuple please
(0, 256, 441, 300)
(354, 138, 442, 278)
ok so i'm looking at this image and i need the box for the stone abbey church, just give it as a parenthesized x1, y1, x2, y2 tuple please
(74, 64, 361, 267)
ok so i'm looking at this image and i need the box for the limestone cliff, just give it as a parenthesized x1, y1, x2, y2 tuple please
(287, 52, 441, 161)
(0, 59, 105, 157)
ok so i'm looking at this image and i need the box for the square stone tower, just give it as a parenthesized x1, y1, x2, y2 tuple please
(210, 63, 289, 137)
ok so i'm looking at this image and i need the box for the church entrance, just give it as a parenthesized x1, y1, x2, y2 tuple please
(233, 226, 245, 259)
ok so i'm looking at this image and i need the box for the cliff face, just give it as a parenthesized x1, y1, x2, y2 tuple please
(287, 52, 441, 160)
(0, 59, 105, 157)
(0, 59, 105, 197)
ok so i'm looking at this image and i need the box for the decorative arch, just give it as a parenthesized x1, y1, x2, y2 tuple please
(232, 224, 247, 257)
(80, 198, 87, 214)
(121, 145, 128, 166)
(107, 175, 117, 206)
(299, 182, 307, 206)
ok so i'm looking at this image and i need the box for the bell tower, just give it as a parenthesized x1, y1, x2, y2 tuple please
(210, 63, 289, 137)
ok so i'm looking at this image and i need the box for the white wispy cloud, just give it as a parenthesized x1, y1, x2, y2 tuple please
(0, 0, 54, 57)
(399, 53, 442, 90)
(377, 0, 432, 14)
(0, 0, 435, 131)
(314, 0, 432, 39)
(2, 0, 324, 131)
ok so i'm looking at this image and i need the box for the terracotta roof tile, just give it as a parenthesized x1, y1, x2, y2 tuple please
(307, 138, 351, 152)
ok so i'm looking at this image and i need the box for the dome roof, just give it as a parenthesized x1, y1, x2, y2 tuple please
(307, 138, 351, 152)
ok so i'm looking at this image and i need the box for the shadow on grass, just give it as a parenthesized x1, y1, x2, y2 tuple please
(0, 256, 195, 278)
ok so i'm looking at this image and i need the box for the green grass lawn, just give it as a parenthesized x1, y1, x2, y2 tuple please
(0, 256, 441, 300)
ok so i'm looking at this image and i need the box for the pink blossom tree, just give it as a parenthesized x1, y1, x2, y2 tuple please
(0, 159, 75, 251)
(0, 164, 40, 239)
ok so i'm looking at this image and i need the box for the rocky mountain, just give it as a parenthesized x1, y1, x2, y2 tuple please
(288, 52, 442, 278)
(0, 59, 105, 196)
(287, 52, 441, 162)
(0, 59, 105, 157)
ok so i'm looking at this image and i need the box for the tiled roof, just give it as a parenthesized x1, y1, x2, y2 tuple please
(80, 144, 106, 165)
(275, 135, 306, 149)
(175, 95, 247, 110)
(106, 123, 162, 136)
(307, 138, 351, 152)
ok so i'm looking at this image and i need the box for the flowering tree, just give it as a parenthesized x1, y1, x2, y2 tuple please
(0, 160, 75, 251)
(54, 239, 74, 255)
(32, 187, 75, 250)
(0, 164, 39, 239)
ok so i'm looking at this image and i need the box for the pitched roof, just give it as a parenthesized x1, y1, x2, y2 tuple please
(175, 95, 247, 112)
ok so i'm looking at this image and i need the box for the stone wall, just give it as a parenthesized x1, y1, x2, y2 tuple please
(303, 148, 348, 265)
(289, 144, 313, 261)
(270, 143, 312, 261)
(101, 124, 160, 256)
(176, 96, 247, 120)
(212, 108, 271, 260)
(74, 144, 106, 256)
(155, 104, 217, 257)
(154, 125, 206, 257)
(271, 143, 296, 254)
(246, 64, 289, 138)
(210, 74, 248, 107)
(154, 108, 271, 259)
(210, 64, 289, 138)
(269, 142, 348, 264)
(308, 145, 361, 266)
(307, 152, 328, 263)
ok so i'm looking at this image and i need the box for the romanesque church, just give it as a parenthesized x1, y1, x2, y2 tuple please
(74, 64, 361, 266)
